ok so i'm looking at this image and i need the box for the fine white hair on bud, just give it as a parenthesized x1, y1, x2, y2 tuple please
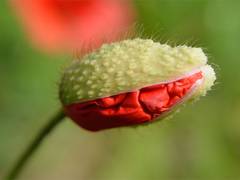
(59, 38, 216, 105)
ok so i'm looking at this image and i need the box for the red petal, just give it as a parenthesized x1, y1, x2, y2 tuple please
(65, 72, 203, 131)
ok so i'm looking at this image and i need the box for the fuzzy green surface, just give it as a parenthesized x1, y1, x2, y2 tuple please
(60, 38, 210, 105)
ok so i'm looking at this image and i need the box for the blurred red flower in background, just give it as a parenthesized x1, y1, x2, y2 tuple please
(11, 0, 135, 53)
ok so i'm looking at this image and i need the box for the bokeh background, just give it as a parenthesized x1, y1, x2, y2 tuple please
(1, 0, 240, 179)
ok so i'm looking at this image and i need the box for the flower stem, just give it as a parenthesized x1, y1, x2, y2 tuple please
(6, 109, 66, 180)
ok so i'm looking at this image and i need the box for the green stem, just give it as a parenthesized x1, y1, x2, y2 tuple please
(6, 109, 66, 180)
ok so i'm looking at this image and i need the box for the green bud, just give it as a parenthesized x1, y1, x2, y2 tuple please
(59, 38, 216, 105)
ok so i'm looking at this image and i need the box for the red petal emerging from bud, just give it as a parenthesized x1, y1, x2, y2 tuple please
(64, 72, 203, 131)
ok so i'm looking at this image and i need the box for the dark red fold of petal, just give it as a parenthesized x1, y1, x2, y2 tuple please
(64, 72, 203, 131)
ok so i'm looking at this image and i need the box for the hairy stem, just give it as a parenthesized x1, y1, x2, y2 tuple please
(6, 109, 66, 180)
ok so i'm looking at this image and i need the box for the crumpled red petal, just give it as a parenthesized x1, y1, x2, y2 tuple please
(64, 72, 203, 131)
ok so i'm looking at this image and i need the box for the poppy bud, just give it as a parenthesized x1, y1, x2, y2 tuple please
(59, 38, 216, 131)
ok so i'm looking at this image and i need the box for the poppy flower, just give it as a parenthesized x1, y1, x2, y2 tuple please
(11, 0, 135, 53)
(59, 38, 216, 131)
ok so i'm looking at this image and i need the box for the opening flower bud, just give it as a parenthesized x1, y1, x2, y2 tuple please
(59, 38, 216, 131)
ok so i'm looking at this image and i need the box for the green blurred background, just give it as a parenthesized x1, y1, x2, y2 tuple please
(1, 0, 240, 179)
